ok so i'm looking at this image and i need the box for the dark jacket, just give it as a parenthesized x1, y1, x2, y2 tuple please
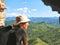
(0, 26, 12, 45)
(6, 32, 17, 45)
(6, 26, 28, 45)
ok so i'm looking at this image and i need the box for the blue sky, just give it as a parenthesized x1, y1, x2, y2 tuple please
(5, 0, 60, 17)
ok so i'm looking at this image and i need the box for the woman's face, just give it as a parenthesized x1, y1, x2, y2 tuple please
(20, 22, 29, 30)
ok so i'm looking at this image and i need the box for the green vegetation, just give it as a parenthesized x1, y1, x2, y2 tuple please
(5, 20, 16, 26)
(6, 21, 60, 45)
(28, 22, 60, 45)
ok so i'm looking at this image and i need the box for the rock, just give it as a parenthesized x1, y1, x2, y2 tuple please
(42, 0, 60, 13)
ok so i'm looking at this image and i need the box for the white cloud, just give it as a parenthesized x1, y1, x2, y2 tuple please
(23, 7, 28, 12)
(32, 9, 37, 11)
(6, 12, 18, 17)
(16, 7, 28, 13)
(28, 11, 31, 13)
(6, 8, 38, 17)
(16, 8, 23, 11)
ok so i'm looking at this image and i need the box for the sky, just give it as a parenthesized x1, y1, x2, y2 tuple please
(4, 0, 60, 17)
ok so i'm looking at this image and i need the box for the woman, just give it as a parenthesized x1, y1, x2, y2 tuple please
(7, 15, 30, 45)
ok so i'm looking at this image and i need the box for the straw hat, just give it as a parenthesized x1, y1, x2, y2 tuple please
(16, 15, 30, 25)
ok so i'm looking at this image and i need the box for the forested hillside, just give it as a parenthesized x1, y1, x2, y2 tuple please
(6, 20, 60, 45)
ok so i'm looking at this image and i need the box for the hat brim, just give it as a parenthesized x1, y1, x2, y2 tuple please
(17, 19, 30, 24)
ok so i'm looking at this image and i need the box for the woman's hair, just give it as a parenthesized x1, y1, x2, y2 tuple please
(16, 16, 21, 23)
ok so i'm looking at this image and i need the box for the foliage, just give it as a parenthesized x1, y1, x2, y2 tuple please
(28, 22, 60, 45)
(5, 20, 16, 26)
